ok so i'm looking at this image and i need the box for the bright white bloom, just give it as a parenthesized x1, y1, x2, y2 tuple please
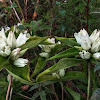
(91, 38, 100, 52)
(90, 29, 100, 43)
(59, 69, 65, 77)
(74, 29, 91, 50)
(7, 31, 16, 49)
(0, 38, 7, 49)
(10, 48, 21, 60)
(16, 33, 30, 47)
(39, 52, 49, 58)
(14, 58, 28, 67)
(93, 53, 100, 60)
(39, 38, 60, 53)
(0, 46, 11, 57)
(0, 28, 7, 42)
(79, 50, 91, 59)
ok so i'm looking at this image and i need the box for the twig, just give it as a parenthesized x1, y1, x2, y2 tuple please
(60, 82, 64, 100)
(16, 0, 25, 20)
(51, 84, 59, 100)
(9, 0, 21, 23)
(6, 75, 11, 100)
(33, 0, 39, 20)
(15, 92, 31, 100)
(9, 87, 13, 100)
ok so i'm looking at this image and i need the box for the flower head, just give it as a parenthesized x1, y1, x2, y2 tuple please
(74, 29, 91, 50)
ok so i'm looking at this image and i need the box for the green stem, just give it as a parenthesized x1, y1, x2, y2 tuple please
(87, 62, 91, 100)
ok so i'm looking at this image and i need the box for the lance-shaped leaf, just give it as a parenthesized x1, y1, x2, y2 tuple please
(55, 36, 80, 47)
(5, 63, 34, 85)
(31, 57, 47, 78)
(64, 86, 80, 100)
(36, 58, 84, 82)
(48, 47, 79, 60)
(20, 36, 49, 50)
(36, 71, 85, 83)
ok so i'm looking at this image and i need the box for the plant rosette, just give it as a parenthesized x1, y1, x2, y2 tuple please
(0, 27, 30, 67)
(74, 29, 100, 60)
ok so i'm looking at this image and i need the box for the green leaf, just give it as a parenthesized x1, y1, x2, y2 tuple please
(48, 47, 79, 60)
(0, 56, 9, 71)
(58, 71, 85, 81)
(10, 3, 18, 8)
(31, 91, 40, 100)
(55, 37, 80, 47)
(94, 62, 100, 72)
(5, 63, 34, 85)
(20, 36, 48, 50)
(31, 57, 47, 77)
(37, 75, 56, 83)
(64, 86, 80, 100)
(36, 58, 84, 82)
(40, 90, 46, 100)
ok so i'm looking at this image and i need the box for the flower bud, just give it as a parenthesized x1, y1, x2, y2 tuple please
(14, 58, 28, 67)
(90, 29, 100, 43)
(7, 31, 16, 49)
(10, 48, 21, 60)
(16, 33, 30, 47)
(59, 69, 65, 77)
(39, 52, 49, 58)
(0, 28, 7, 42)
(91, 38, 100, 52)
(79, 50, 91, 59)
(93, 53, 100, 60)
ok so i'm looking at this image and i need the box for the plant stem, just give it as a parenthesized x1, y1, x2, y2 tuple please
(60, 82, 64, 100)
(87, 62, 91, 100)
(9, 0, 21, 23)
(16, 0, 25, 20)
(6, 75, 11, 100)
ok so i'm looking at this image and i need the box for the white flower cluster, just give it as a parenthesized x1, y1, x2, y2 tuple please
(0, 27, 30, 67)
(39, 38, 61, 58)
(74, 29, 100, 60)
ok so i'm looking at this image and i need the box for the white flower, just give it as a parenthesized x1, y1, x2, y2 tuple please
(10, 48, 21, 60)
(0, 38, 7, 49)
(0, 46, 11, 57)
(14, 58, 28, 67)
(90, 29, 100, 43)
(91, 38, 100, 52)
(93, 53, 100, 60)
(7, 31, 16, 49)
(47, 38, 55, 43)
(79, 50, 91, 59)
(39, 52, 49, 58)
(59, 69, 65, 77)
(74, 29, 91, 50)
(16, 33, 30, 47)
(0, 28, 7, 42)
